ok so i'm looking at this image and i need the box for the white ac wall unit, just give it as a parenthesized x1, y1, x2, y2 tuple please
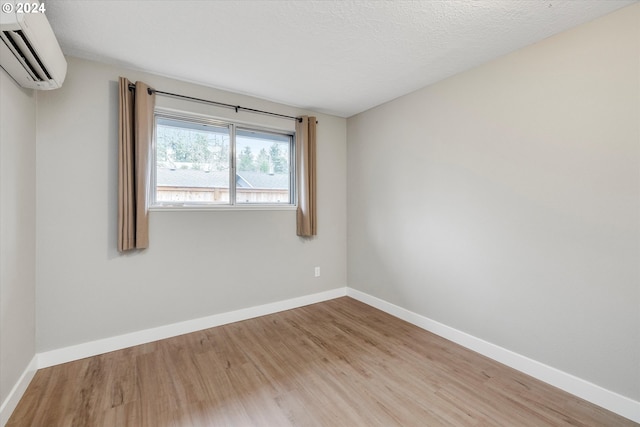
(0, 0, 66, 90)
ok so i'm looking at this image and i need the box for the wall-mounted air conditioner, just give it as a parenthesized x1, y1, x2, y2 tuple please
(0, 0, 67, 90)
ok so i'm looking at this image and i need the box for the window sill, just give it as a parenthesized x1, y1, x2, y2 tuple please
(149, 204, 297, 212)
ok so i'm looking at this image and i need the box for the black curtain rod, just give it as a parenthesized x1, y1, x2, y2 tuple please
(128, 83, 302, 122)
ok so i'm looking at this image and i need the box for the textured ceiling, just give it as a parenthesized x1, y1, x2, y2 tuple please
(44, 0, 636, 117)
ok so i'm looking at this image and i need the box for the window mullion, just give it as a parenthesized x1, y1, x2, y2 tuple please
(229, 124, 237, 205)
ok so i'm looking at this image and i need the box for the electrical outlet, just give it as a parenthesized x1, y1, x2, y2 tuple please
(314, 267, 321, 277)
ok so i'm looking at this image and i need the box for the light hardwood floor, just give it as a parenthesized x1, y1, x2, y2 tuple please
(8, 297, 637, 426)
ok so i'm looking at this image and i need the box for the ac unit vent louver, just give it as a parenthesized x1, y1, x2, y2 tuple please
(0, 1, 67, 90)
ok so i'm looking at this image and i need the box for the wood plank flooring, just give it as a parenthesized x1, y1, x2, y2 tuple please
(8, 297, 637, 426)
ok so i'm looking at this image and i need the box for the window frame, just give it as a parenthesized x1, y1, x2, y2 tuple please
(151, 109, 296, 210)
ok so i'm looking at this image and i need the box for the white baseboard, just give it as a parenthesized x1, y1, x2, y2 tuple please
(346, 288, 640, 424)
(0, 355, 38, 427)
(38, 287, 347, 368)
(7, 287, 638, 424)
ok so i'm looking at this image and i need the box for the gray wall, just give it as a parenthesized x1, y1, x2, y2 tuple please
(0, 70, 36, 404)
(347, 4, 639, 400)
(35, 57, 347, 352)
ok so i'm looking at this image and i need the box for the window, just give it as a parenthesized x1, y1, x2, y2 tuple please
(153, 112, 294, 207)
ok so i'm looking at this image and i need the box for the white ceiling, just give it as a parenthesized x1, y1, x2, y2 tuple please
(45, 0, 636, 117)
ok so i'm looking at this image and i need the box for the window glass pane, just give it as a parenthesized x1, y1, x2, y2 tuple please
(156, 117, 230, 204)
(236, 129, 291, 204)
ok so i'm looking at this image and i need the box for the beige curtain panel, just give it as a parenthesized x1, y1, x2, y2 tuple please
(295, 116, 317, 237)
(118, 77, 156, 251)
